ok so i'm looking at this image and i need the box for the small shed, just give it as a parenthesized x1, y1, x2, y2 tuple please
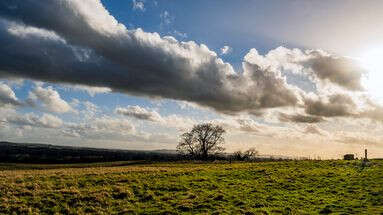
(343, 154, 354, 160)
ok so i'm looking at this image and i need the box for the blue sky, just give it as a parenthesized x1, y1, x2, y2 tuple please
(101, 0, 294, 67)
(1, 0, 383, 158)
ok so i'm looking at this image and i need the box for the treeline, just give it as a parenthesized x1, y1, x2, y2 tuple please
(0, 142, 179, 164)
(0, 141, 303, 164)
(176, 123, 310, 162)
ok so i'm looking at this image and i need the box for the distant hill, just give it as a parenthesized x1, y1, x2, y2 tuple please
(0, 141, 179, 163)
(0, 141, 304, 164)
(152, 149, 178, 154)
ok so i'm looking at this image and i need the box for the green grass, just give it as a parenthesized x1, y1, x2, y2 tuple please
(0, 160, 382, 214)
(0, 161, 145, 171)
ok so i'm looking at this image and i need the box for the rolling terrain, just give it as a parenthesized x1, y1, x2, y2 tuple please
(0, 160, 382, 214)
(0, 141, 178, 163)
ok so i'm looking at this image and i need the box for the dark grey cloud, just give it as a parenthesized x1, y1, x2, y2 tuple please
(0, 0, 372, 125)
(304, 94, 356, 117)
(279, 112, 324, 123)
(285, 94, 383, 123)
(0, 0, 300, 115)
(301, 51, 365, 91)
(241, 61, 299, 109)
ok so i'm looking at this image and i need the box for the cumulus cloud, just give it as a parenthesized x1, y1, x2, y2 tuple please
(220, 45, 232, 55)
(242, 49, 300, 109)
(304, 94, 357, 117)
(0, 0, 374, 121)
(63, 117, 134, 139)
(0, 1, 303, 115)
(0, 83, 22, 106)
(81, 101, 99, 119)
(277, 93, 381, 123)
(282, 94, 383, 123)
(246, 47, 366, 91)
(5, 113, 63, 129)
(1, 107, 135, 140)
(301, 51, 365, 91)
(28, 86, 74, 113)
(116, 106, 163, 122)
(116, 105, 196, 130)
(92, 117, 134, 132)
(236, 118, 264, 133)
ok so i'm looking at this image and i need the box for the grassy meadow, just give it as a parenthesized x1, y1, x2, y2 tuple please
(0, 160, 382, 214)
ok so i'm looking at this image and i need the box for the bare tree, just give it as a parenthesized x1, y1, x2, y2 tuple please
(232, 148, 259, 161)
(233, 150, 245, 161)
(177, 123, 225, 160)
(244, 148, 259, 160)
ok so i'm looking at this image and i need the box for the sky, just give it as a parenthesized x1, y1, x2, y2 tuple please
(1, 0, 383, 158)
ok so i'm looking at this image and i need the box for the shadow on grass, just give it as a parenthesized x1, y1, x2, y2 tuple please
(0, 160, 149, 171)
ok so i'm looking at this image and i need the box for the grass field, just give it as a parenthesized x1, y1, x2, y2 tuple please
(0, 160, 382, 214)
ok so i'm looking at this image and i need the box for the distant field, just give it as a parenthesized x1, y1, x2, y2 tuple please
(0, 160, 382, 214)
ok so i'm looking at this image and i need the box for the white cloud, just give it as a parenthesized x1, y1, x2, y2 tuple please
(70, 98, 80, 108)
(81, 101, 99, 119)
(93, 117, 134, 132)
(37, 113, 64, 128)
(245, 47, 365, 91)
(63, 116, 135, 139)
(62, 84, 111, 97)
(116, 105, 163, 122)
(132, 0, 145, 11)
(116, 105, 197, 130)
(172, 30, 187, 39)
(7, 22, 65, 42)
(0, 0, 379, 125)
(28, 86, 74, 113)
(161, 114, 196, 131)
(0, 83, 22, 106)
(0, 2, 301, 115)
(220, 45, 232, 55)
(160, 10, 173, 26)
(5, 113, 63, 129)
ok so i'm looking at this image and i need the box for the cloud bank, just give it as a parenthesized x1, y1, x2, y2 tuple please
(5, 113, 63, 129)
(0, 0, 378, 123)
